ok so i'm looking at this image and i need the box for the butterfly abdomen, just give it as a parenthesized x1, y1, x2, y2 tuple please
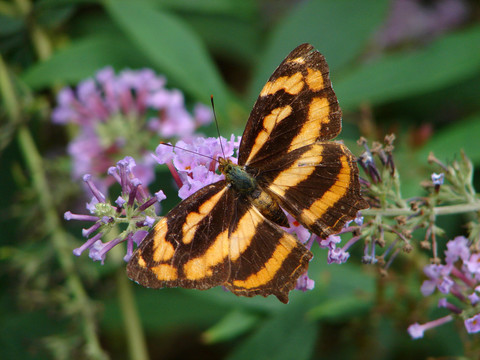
(249, 189, 289, 227)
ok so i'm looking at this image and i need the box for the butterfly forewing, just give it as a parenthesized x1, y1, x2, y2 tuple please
(238, 43, 341, 168)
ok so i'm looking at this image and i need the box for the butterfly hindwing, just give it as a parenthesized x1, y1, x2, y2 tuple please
(224, 196, 312, 303)
(256, 142, 368, 238)
(239, 43, 341, 168)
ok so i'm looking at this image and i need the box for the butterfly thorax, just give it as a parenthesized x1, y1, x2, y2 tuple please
(218, 157, 289, 227)
(218, 157, 257, 195)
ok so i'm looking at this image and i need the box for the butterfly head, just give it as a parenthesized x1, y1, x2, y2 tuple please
(217, 156, 232, 175)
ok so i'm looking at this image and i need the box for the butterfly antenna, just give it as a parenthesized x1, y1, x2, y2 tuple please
(211, 95, 226, 158)
(159, 142, 217, 162)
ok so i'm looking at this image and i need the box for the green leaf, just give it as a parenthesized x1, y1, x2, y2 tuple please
(202, 309, 259, 344)
(336, 25, 480, 110)
(306, 254, 375, 321)
(308, 294, 372, 321)
(227, 300, 317, 360)
(181, 285, 285, 313)
(153, 0, 257, 19)
(21, 35, 150, 88)
(417, 113, 480, 165)
(183, 13, 260, 64)
(248, 0, 388, 103)
(104, 0, 234, 117)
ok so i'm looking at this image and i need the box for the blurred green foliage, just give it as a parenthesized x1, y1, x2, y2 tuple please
(1, 0, 480, 359)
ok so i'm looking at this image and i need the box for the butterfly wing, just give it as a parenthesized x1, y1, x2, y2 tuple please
(256, 142, 368, 238)
(238, 43, 341, 168)
(127, 182, 232, 290)
(127, 181, 312, 302)
(224, 196, 312, 303)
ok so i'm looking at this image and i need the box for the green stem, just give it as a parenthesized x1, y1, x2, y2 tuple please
(362, 201, 480, 217)
(0, 57, 20, 121)
(117, 269, 150, 360)
(17, 126, 108, 360)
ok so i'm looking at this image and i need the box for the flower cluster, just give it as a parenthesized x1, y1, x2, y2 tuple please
(356, 136, 480, 338)
(52, 67, 212, 193)
(65, 157, 165, 263)
(408, 236, 480, 338)
(355, 135, 413, 270)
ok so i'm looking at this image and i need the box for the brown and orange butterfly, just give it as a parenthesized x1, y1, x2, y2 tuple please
(127, 43, 368, 303)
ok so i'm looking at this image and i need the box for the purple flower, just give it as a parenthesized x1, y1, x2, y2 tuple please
(407, 315, 453, 339)
(414, 236, 480, 338)
(312, 217, 364, 265)
(358, 149, 381, 184)
(362, 240, 378, 265)
(153, 135, 240, 200)
(354, 214, 364, 226)
(317, 234, 341, 250)
(194, 103, 214, 126)
(66, 157, 165, 263)
(465, 253, 480, 277)
(465, 314, 480, 334)
(327, 247, 350, 264)
(445, 236, 470, 265)
(438, 298, 461, 314)
(284, 214, 311, 244)
(407, 323, 425, 339)
(468, 291, 480, 305)
(295, 272, 315, 292)
(52, 67, 212, 193)
(421, 264, 453, 296)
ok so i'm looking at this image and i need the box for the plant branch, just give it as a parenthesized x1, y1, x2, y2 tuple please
(362, 201, 480, 217)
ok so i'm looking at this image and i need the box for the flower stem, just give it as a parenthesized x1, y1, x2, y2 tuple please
(117, 268, 150, 360)
(362, 201, 480, 217)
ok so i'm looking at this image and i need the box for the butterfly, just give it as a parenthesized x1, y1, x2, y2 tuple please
(127, 43, 368, 303)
